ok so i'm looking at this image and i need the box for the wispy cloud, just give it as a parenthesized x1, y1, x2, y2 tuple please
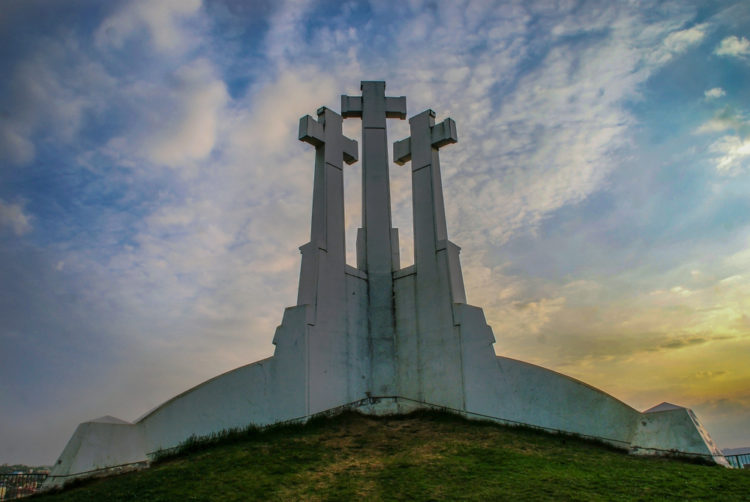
(0, 37, 110, 166)
(262, 0, 315, 67)
(649, 23, 708, 64)
(694, 101, 750, 173)
(704, 87, 726, 99)
(94, 0, 202, 53)
(386, 4, 706, 250)
(696, 108, 747, 133)
(709, 135, 750, 174)
(0, 123, 35, 166)
(0, 200, 32, 235)
(692, 393, 750, 447)
(143, 59, 229, 167)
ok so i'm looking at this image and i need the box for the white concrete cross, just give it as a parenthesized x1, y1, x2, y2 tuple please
(299, 107, 358, 168)
(296, 107, 357, 307)
(394, 109, 457, 254)
(341, 82, 406, 272)
(298, 107, 357, 251)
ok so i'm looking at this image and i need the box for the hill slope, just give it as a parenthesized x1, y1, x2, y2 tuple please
(34, 410, 749, 501)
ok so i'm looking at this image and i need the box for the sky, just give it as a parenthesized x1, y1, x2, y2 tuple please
(1, 0, 750, 465)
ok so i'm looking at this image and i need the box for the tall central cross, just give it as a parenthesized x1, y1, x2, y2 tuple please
(342, 81, 406, 395)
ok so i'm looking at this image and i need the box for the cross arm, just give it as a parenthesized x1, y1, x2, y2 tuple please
(342, 136, 358, 165)
(431, 118, 457, 149)
(298, 110, 358, 165)
(393, 114, 458, 166)
(341, 95, 362, 118)
(393, 137, 411, 165)
(299, 114, 324, 146)
(340, 95, 407, 119)
(385, 96, 407, 119)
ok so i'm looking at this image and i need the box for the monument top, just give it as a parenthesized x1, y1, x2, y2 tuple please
(341, 81, 407, 124)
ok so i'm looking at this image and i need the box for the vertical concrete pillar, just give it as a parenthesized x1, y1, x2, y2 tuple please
(297, 107, 358, 413)
(342, 82, 406, 395)
(394, 109, 465, 408)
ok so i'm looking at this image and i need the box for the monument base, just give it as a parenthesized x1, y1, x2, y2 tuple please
(43, 347, 729, 490)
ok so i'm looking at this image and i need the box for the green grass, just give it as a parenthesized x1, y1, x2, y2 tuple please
(33, 410, 750, 501)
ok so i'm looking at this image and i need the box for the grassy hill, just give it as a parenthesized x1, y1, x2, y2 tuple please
(33, 410, 750, 501)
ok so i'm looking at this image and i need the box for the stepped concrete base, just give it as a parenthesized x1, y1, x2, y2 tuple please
(43, 349, 729, 489)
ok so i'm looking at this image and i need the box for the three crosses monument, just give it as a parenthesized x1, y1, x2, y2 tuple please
(45, 81, 728, 487)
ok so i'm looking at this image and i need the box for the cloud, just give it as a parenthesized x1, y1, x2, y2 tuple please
(696, 115, 743, 133)
(509, 297, 567, 335)
(64, 67, 343, 367)
(692, 370, 726, 380)
(490, 242, 750, 371)
(694, 104, 750, 173)
(0, 125, 35, 166)
(714, 35, 750, 58)
(704, 87, 726, 99)
(697, 394, 750, 418)
(262, 0, 313, 60)
(692, 392, 750, 448)
(725, 241, 750, 268)
(68, 56, 230, 171)
(523, 329, 732, 369)
(95, 0, 203, 53)
(434, 8, 706, 248)
(664, 24, 707, 50)
(649, 23, 708, 65)
(695, 106, 750, 135)
(0, 37, 111, 167)
(144, 59, 229, 167)
(658, 335, 730, 350)
(709, 135, 750, 174)
(1, 2, 317, 463)
(227, 69, 338, 163)
(0, 200, 32, 235)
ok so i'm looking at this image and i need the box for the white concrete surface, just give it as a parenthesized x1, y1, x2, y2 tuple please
(44, 417, 148, 487)
(45, 81, 728, 489)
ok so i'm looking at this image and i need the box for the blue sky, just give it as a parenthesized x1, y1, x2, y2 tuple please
(2, 0, 750, 465)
